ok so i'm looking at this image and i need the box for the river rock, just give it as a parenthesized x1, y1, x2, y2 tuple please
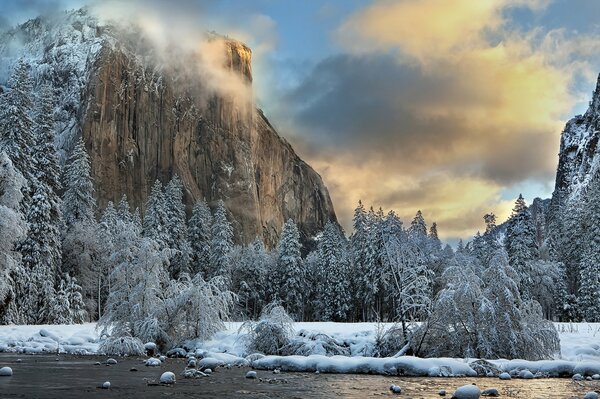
(452, 384, 480, 399)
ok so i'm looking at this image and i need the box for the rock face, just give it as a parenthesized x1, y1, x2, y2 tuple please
(0, 9, 337, 246)
(552, 74, 600, 206)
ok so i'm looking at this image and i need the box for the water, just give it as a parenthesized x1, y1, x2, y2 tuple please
(0, 354, 595, 398)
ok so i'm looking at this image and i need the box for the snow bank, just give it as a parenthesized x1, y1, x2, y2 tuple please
(251, 355, 477, 377)
(0, 323, 99, 354)
(1, 321, 600, 378)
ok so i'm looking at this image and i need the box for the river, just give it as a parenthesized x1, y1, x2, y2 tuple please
(0, 354, 595, 398)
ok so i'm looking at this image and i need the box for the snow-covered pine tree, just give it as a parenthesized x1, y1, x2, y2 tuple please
(231, 238, 270, 319)
(409, 210, 427, 238)
(61, 139, 100, 315)
(0, 60, 35, 192)
(100, 220, 169, 339)
(505, 194, 539, 298)
(46, 278, 72, 324)
(62, 138, 96, 228)
(0, 152, 28, 324)
(164, 175, 190, 278)
(188, 200, 213, 277)
(314, 221, 351, 321)
(143, 179, 169, 246)
(209, 200, 234, 279)
(31, 85, 62, 276)
(100, 201, 118, 235)
(350, 200, 370, 321)
(19, 186, 58, 323)
(362, 207, 384, 320)
(275, 219, 304, 320)
(428, 222, 441, 251)
(381, 219, 431, 336)
(578, 175, 600, 321)
(65, 274, 88, 323)
(117, 194, 132, 224)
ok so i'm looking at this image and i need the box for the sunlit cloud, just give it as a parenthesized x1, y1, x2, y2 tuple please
(275, 0, 600, 240)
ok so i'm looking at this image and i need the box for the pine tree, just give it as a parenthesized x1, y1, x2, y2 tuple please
(62, 138, 96, 228)
(143, 180, 169, 245)
(505, 194, 539, 298)
(100, 201, 118, 235)
(164, 175, 190, 278)
(32, 85, 62, 275)
(19, 186, 58, 323)
(231, 238, 270, 319)
(314, 221, 351, 321)
(47, 279, 71, 324)
(188, 200, 213, 277)
(350, 201, 369, 321)
(0, 59, 35, 188)
(209, 200, 234, 279)
(409, 210, 427, 237)
(361, 207, 385, 320)
(117, 194, 132, 224)
(65, 274, 88, 324)
(578, 175, 600, 321)
(275, 219, 304, 320)
(0, 152, 28, 324)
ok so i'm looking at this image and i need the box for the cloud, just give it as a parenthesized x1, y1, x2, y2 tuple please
(271, 0, 600, 240)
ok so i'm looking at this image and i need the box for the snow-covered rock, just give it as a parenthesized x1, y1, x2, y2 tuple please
(246, 371, 257, 379)
(0, 367, 13, 376)
(144, 342, 156, 350)
(498, 372, 511, 380)
(159, 371, 176, 384)
(452, 384, 480, 399)
(199, 357, 223, 370)
(481, 388, 499, 397)
(101, 381, 110, 389)
(389, 384, 401, 394)
(518, 370, 534, 379)
(145, 358, 161, 367)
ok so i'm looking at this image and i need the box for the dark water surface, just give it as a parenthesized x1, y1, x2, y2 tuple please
(0, 354, 596, 398)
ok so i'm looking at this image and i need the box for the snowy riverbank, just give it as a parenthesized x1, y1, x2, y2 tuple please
(1, 322, 599, 377)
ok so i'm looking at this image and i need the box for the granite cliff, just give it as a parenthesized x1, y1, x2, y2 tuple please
(0, 9, 337, 246)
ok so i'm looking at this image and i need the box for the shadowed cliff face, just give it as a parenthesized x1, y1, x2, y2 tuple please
(79, 35, 336, 247)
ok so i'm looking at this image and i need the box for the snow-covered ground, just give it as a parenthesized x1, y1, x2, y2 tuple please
(1, 322, 600, 377)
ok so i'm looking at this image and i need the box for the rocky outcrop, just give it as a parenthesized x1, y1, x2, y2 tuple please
(0, 9, 337, 246)
(552, 74, 600, 206)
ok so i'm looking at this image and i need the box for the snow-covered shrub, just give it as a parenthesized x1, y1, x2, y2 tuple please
(411, 250, 560, 360)
(373, 323, 409, 357)
(241, 303, 294, 355)
(98, 226, 235, 351)
(99, 336, 145, 356)
(282, 330, 350, 356)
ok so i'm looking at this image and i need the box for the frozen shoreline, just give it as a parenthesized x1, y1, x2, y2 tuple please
(0, 322, 599, 378)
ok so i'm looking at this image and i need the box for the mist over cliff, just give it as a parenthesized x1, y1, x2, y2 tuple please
(0, 7, 337, 247)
